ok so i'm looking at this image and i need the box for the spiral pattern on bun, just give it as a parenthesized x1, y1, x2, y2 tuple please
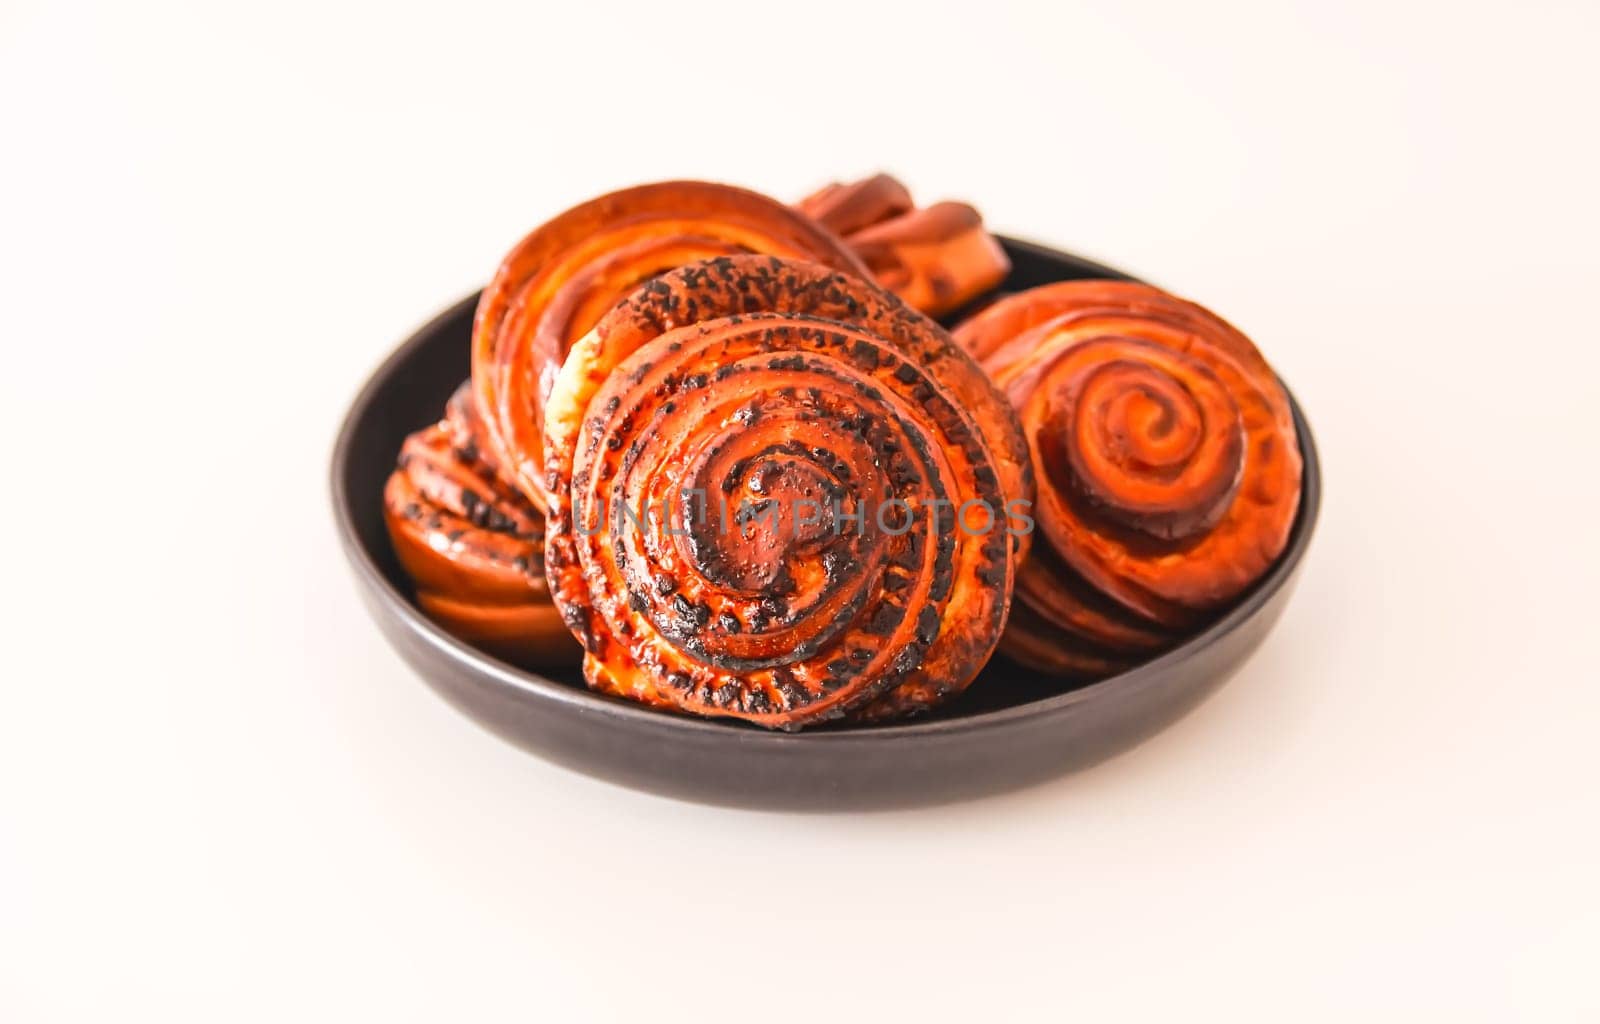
(470, 182, 868, 512)
(542, 255, 1032, 728)
(954, 280, 1301, 676)
(383, 384, 579, 667)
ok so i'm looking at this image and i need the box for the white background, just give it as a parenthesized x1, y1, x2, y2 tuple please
(3, 0, 1597, 1019)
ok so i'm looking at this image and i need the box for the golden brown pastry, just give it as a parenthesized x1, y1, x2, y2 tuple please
(796, 173, 914, 236)
(954, 280, 1302, 677)
(798, 174, 1010, 317)
(382, 384, 579, 667)
(471, 181, 868, 512)
(542, 255, 1033, 728)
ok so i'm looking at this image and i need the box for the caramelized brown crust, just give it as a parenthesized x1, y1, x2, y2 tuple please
(798, 176, 1011, 318)
(470, 181, 868, 512)
(797, 173, 913, 237)
(844, 202, 1011, 318)
(382, 384, 579, 668)
(543, 256, 1032, 728)
(955, 280, 1301, 676)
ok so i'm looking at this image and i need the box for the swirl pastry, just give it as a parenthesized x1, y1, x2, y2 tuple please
(383, 384, 579, 667)
(797, 173, 915, 237)
(954, 280, 1302, 677)
(543, 255, 1033, 729)
(471, 181, 868, 512)
(798, 174, 1011, 318)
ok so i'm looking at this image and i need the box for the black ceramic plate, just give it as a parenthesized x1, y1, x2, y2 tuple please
(331, 239, 1321, 810)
